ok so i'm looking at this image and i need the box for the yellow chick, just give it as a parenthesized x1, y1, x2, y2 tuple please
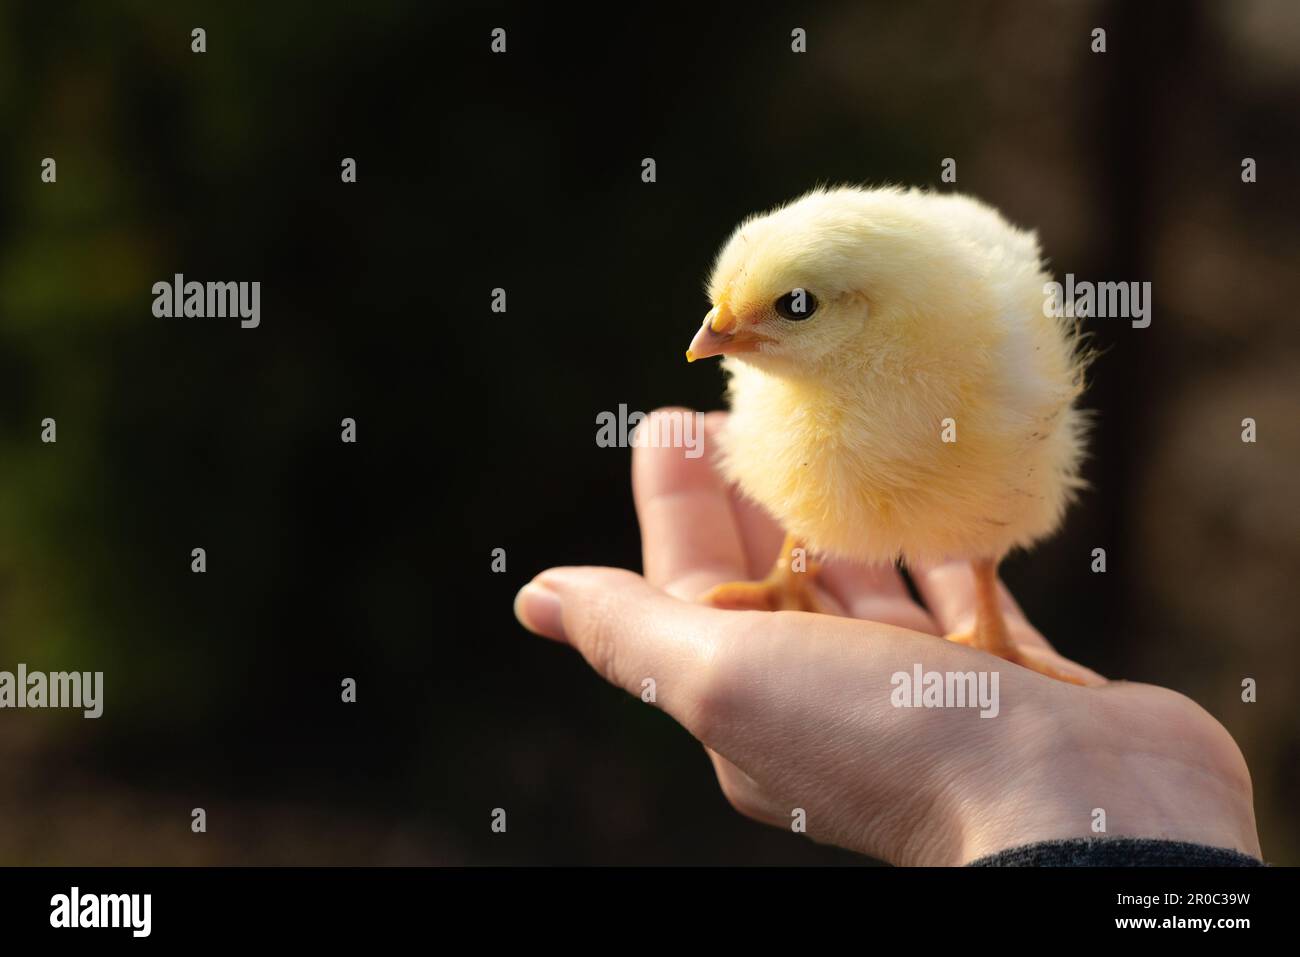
(686, 186, 1089, 683)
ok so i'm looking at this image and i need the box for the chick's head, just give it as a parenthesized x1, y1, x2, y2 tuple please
(687, 187, 988, 379)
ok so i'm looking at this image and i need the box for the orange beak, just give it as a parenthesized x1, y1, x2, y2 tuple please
(685, 301, 762, 362)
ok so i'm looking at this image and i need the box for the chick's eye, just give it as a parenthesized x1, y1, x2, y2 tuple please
(774, 288, 818, 321)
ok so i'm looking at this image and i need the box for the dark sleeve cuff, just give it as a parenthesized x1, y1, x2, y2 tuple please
(966, 837, 1264, 867)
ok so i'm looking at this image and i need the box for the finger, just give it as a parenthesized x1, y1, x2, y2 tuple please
(726, 484, 786, 580)
(701, 411, 789, 579)
(633, 408, 749, 601)
(513, 565, 739, 731)
(818, 560, 941, 634)
(702, 413, 787, 579)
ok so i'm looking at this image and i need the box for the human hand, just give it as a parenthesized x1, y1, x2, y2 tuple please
(514, 409, 1261, 865)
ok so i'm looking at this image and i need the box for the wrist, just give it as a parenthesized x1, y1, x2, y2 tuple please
(950, 690, 1261, 865)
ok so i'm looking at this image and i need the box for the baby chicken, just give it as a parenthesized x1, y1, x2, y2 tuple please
(686, 186, 1089, 683)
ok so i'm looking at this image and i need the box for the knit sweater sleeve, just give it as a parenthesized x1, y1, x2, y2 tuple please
(966, 838, 1264, 867)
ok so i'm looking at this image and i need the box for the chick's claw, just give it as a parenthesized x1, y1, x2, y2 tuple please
(698, 534, 827, 613)
(700, 574, 825, 613)
(944, 629, 1089, 686)
(1012, 651, 1091, 686)
(941, 559, 1091, 685)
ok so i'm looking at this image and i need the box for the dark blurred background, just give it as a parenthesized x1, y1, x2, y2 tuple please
(1, 0, 1297, 865)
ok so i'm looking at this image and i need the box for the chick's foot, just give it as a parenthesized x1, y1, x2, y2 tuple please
(699, 534, 826, 613)
(943, 558, 1087, 685)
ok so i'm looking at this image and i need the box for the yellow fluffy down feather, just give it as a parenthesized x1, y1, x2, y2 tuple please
(703, 186, 1089, 566)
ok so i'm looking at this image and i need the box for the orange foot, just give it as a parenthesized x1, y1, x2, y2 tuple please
(945, 628, 1088, 685)
(699, 534, 825, 613)
(944, 558, 1088, 686)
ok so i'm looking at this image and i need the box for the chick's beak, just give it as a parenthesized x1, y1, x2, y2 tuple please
(685, 302, 746, 362)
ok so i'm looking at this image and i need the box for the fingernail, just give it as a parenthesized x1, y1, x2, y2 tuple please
(514, 582, 566, 641)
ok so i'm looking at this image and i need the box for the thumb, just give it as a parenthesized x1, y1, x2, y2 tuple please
(514, 566, 739, 728)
